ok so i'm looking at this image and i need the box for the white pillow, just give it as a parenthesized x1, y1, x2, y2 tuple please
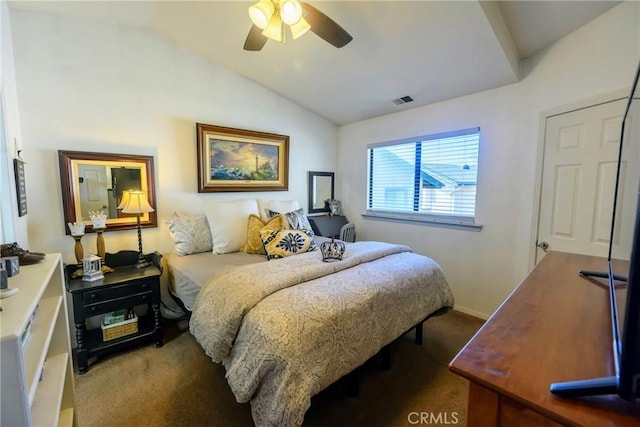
(257, 199, 300, 221)
(205, 199, 259, 254)
(164, 213, 212, 256)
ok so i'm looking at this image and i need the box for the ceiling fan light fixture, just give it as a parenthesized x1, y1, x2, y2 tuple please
(249, 0, 274, 29)
(279, 0, 302, 25)
(262, 13, 284, 42)
(243, 0, 353, 51)
(289, 16, 311, 39)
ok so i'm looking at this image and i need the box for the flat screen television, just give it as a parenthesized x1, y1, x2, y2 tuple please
(550, 60, 640, 400)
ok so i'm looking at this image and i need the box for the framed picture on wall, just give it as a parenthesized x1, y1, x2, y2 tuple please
(13, 158, 27, 217)
(196, 123, 289, 192)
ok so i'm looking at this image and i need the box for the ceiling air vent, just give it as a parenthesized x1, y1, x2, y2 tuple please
(392, 95, 414, 105)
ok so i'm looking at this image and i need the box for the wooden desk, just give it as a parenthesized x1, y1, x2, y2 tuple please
(449, 251, 640, 426)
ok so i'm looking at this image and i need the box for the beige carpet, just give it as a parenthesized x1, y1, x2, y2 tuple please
(74, 310, 483, 427)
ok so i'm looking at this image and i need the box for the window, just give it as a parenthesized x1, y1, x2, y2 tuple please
(367, 127, 480, 226)
(0, 100, 16, 243)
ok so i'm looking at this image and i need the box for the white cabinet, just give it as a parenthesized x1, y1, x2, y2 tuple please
(1, 253, 75, 426)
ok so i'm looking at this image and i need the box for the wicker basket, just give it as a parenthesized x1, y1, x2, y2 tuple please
(101, 315, 138, 341)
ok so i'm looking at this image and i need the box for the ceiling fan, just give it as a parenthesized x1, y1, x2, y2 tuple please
(244, 0, 353, 51)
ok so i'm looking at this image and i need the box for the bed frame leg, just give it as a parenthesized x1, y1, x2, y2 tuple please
(415, 322, 423, 345)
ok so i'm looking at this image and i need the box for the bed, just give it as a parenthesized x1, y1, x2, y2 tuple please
(163, 201, 454, 427)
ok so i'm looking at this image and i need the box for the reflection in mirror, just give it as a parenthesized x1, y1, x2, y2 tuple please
(308, 171, 334, 214)
(59, 151, 157, 234)
(77, 163, 142, 220)
(313, 177, 332, 208)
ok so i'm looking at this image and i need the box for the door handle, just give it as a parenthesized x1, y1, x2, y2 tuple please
(537, 241, 549, 252)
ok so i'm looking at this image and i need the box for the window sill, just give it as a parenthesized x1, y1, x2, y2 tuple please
(362, 211, 483, 232)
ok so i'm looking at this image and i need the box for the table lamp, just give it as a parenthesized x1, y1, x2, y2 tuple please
(118, 190, 154, 268)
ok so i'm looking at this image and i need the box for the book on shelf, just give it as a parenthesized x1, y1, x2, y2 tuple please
(20, 304, 38, 347)
(103, 310, 126, 326)
(102, 307, 136, 327)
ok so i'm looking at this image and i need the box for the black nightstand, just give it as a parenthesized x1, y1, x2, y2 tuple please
(65, 250, 163, 374)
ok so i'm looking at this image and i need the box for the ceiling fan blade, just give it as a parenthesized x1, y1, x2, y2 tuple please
(301, 2, 353, 48)
(244, 24, 268, 51)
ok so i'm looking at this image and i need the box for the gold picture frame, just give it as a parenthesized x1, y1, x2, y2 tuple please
(196, 123, 289, 192)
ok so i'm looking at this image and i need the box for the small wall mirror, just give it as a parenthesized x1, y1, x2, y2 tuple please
(308, 171, 334, 214)
(58, 150, 157, 234)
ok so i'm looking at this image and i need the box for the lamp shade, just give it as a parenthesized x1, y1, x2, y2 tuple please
(262, 12, 283, 42)
(116, 189, 131, 210)
(249, 0, 274, 29)
(279, 0, 302, 25)
(119, 190, 154, 214)
(290, 16, 310, 39)
(247, 0, 316, 45)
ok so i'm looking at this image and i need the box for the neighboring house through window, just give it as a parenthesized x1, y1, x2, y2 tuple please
(366, 127, 481, 228)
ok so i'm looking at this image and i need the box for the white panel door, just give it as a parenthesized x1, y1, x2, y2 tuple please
(77, 164, 109, 216)
(537, 98, 638, 262)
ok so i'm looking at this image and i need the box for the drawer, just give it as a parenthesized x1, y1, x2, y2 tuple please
(84, 292, 152, 317)
(83, 280, 155, 304)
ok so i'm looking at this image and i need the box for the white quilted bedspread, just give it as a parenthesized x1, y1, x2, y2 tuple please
(190, 241, 454, 426)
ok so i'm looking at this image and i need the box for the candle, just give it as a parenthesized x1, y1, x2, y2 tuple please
(67, 222, 85, 236)
(89, 211, 107, 229)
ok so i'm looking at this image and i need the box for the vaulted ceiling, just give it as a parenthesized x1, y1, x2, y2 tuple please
(8, 1, 621, 125)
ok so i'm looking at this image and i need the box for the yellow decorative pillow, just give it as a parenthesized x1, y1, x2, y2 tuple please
(241, 214, 283, 255)
(260, 229, 317, 260)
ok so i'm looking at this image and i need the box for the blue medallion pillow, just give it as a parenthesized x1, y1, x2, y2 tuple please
(259, 229, 317, 260)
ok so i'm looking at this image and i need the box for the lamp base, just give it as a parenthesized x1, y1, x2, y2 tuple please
(133, 260, 151, 269)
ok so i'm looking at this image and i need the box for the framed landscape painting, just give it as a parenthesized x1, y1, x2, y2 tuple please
(196, 123, 289, 192)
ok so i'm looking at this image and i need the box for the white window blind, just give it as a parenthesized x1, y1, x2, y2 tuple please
(367, 128, 480, 223)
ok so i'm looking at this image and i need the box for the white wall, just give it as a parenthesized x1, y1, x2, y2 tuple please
(338, 1, 640, 318)
(7, 2, 640, 320)
(9, 9, 337, 266)
(0, 0, 28, 246)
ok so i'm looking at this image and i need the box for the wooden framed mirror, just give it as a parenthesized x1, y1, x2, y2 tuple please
(58, 151, 157, 234)
(308, 171, 334, 214)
